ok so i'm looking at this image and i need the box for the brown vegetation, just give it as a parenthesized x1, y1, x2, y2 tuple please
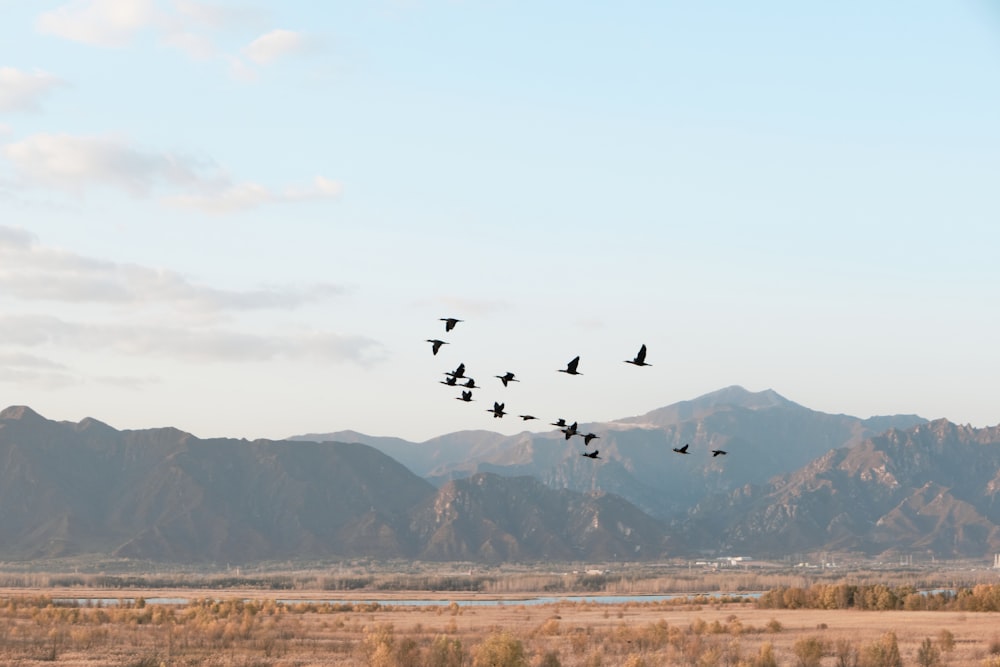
(0, 589, 998, 666)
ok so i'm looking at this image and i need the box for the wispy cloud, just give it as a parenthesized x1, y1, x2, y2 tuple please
(0, 223, 346, 312)
(165, 175, 342, 213)
(242, 29, 307, 64)
(2, 133, 212, 196)
(0, 351, 77, 388)
(37, 0, 157, 48)
(1, 133, 341, 212)
(0, 67, 67, 113)
(0, 314, 386, 365)
(36, 1, 311, 80)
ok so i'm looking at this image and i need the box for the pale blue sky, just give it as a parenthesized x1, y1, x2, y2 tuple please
(1, 0, 998, 441)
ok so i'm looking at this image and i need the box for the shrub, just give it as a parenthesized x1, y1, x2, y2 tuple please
(861, 631, 902, 667)
(916, 637, 941, 667)
(751, 641, 778, 667)
(473, 631, 527, 667)
(793, 636, 826, 667)
(835, 639, 859, 667)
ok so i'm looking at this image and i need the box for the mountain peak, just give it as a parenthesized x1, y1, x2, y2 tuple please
(0, 405, 46, 423)
(617, 385, 795, 427)
(693, 385, 793, 409)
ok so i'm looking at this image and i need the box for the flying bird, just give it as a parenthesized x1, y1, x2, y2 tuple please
(624, 344, 651, 367)
(462, 378, 480, 389)
(440, 375, 458, 387)
(426, 339, 448, 355)
(550, 418, 567, 427)
(581, 450, 601, 459)
(446, 363, 466, 379)
(519, 414, 537, 421)
(440, 318, 463, 332)
(488, 401, 506, 418)
(711, 449, 728, 457)
(673, 443, 690, 454)
(456, 390, 473, 402)
(496, 372, 519, 387)
(583, 433, 600, 446)
(559, 356, 582, 375)
(561, 422, 579, 440)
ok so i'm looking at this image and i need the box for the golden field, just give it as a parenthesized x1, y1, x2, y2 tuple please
(0, 588, 998, 667)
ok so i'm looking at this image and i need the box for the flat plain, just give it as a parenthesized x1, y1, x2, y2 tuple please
(0, 586, 998, 666)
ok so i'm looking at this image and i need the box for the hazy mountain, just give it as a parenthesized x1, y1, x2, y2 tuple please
(411, 473, 667, 562)
(0, 406, 432, 562)
(680, 419, 1000, 558)
(0, 406, 667, 563)
(292, 386, 926, 519)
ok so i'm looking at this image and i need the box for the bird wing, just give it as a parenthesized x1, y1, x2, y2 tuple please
(567, 356, 580, 372)
(636, 344, 647, 363)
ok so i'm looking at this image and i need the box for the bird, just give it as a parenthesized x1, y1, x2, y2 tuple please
(456, 390, 473, 402)
(673, 443, 690, 454)
(581, 450, 601, 459)
(519, 415, 537, 421)
(462, 378, 480, 389)
(440, 375, 458, 387)
(550, 418, 567, 427)
(496, 372, 519, 387)
(426, 339, 448, 355)
(488, 401, 506, 418)
(561, 422, 579, 440)
(446, 362, 466, 379)
(583, 433, 600, 446)
(440, 318, 463, 332)
(711, 449, 727, 457)
(625, 344, 651, 367)
(559, 356, 582, 375)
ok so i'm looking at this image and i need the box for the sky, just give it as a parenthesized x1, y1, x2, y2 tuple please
(1, 1, 999, 443)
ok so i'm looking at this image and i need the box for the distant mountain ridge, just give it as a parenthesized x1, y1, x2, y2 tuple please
(680, 419, 1000, 557)
(0, 406, 662, 563)
(4, 389, 998, 564)
(291, 386, 927, 519)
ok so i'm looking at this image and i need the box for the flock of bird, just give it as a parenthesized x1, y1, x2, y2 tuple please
(426, 318, 728, 462)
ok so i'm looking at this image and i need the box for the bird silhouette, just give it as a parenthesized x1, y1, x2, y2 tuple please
(624, 344, 651, 367)
(519, 414, 537, 421)
(488, 401, 506, 418)
(462, 378, 480, 389)
(581, 450, 601, 459)
(583, 433, 600, 446)
(440, 318, 463, 332)
(440, 375, 458, 387)
(426, 339, 448, 355)
(550, 418, 567, 427)
(559, 356, 582, 375)
(456, 390, 473, 402)
(445, 362, 466, 379)
(673, 443, 690, 454)
(561, 422, 579, 440)
(711, 449, 728, 457)
(496, 372, 519, 387)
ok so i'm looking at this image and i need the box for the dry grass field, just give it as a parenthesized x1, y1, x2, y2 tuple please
(0, 589, 998, 667)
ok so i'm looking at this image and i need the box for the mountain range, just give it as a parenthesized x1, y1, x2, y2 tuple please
(2, 386, 999, 563)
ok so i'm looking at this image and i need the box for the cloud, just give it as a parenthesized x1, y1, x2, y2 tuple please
(2, 133, 341, 212)
(165, 175, 342, 213)
(37, 0, 157, 48)
(242, 29, 306, 64)
(0, 67, 67, 113)
(2, 133, 211, 197)
(0, 223, 347, 312)
(0, 314, 386, 365)
(0, 351, 77, 388)
(35, 2, 310, 81)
